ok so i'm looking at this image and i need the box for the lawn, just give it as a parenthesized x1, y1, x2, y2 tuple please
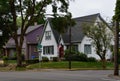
(26, 61, 114, 70)
(0, 60, 115, 71)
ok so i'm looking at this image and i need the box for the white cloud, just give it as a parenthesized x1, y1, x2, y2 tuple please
(68, 0, 116, 20)
(45, 0, 116, 21)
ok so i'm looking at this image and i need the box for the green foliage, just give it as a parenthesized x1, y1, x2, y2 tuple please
(26, 59, 39, 64)
(0, 0, 11, 49)
(64, 49, 88, 62)
(53, 57, 59, 62)
(42, 57, 49, 62)
(2, 56, 8, 65)
(1, 0, 72, 66)
(51, 13, 75, 33)
(2, 56, 8, 61)
(113, 0, 120, 21)
(27, 61, 113, 70)
(87, 57, 97, 62)
(82, 22, 113, 61)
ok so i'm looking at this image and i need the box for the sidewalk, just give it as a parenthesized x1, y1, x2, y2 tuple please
(108, 74, 120, 80)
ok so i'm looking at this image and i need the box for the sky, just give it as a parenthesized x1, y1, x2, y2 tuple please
(68, 0, 116, 21)
(46, 0, 116, 22)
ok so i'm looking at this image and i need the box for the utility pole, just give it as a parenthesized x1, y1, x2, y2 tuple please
(69, 26, 72, 69)
(114, 20, 119, 76)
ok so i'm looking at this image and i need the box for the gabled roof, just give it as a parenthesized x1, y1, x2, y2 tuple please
(62, 13, 101, 43)
(40, 18, 60, 44)
(48, 18, 60, 44)
(4, 24, 44, 48)
(43, 13, 107, 44)
(17, 24, 43, 35)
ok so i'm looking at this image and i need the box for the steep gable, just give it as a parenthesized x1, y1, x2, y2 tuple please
(62, 13, 101, 44)
(41, 13, 108, 45)
(40, 19, 60, 44)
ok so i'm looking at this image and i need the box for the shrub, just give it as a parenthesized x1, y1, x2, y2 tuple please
(42, 57, 49, 62)
(64, 49, 80, 61)
(87, 57, 97, 62)
(53, 57, 59, 62)
(2, 56, 8, 61)
(64, 49, 88, 62)
(2, 56, 8, 65)
(78, 53, 88, 62)
(26, 59, 39, 64)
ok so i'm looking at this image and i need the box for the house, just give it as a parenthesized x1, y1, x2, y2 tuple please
(3, 24, 44, 60)
(39, 13, 113, 60)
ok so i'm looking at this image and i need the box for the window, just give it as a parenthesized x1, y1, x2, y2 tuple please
(84, 44, 91, 54)
(66, 45, 78, 51)
(43, 46, 54, 55)
(45, 31, 51, 40)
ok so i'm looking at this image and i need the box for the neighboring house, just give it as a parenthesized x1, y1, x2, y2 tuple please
(39, 13, 113, 60)
(3, 24, 44, 60)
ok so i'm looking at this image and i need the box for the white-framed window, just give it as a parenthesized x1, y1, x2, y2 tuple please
(43, 46, 54, 55)
(45, 31, 51, 40)
(84, 44, 91, 54)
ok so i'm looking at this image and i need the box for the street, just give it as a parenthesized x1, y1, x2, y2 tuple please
(0, 70, 119, 81)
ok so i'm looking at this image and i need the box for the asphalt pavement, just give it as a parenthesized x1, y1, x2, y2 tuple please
(0, 70, 120, 81)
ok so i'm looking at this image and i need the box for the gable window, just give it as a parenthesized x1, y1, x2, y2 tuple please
(43, 46, 54, 55)
(84, 44, 91, 54)
(45, 31, 51, 40)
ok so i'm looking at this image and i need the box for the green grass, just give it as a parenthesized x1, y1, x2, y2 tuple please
(7, 60, 17, 64)
(1, 60, 114, 71)
(26, 61, 114, 70)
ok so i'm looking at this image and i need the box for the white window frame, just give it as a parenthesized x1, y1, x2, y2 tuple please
(45, 31, 51, 40)
(43, 46, 54, 55)
(84, 44, 92, 54)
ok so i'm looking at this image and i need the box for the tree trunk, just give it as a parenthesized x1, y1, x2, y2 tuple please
(114, 20, 119, 76)
(16, 46, 22, 67)
(102, 57, 106, 69)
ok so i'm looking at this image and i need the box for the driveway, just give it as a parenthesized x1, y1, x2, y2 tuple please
(0, 70, 119, 81)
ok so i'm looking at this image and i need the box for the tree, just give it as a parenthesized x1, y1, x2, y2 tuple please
(113, 0, 120, 76)
(51, 13, 75, 69)
(0, 0, 11, 49)
(83, 22, 113, 69)
(5, 0, 72, 67)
